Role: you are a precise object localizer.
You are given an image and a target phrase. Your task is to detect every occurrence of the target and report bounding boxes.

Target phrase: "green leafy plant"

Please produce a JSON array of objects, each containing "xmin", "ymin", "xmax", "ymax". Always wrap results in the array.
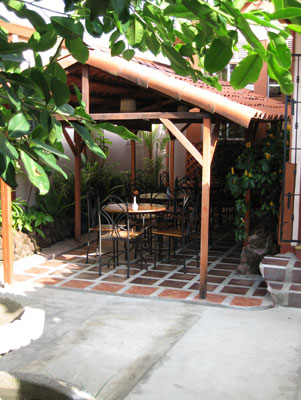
[
  {"xmin": 0, "ymin": 197, "xmax": 53, "ymax": 237},
  {"xmin": 137, "ymin": 125, "xmax": 169, "ymax": 191},
  {"xmin": 226, "ymin": 123, "xmax": 286, "ymax": 241},
  {"xmin": 0, "ymin": 0, "xmax": 299, "ymax": 194}
]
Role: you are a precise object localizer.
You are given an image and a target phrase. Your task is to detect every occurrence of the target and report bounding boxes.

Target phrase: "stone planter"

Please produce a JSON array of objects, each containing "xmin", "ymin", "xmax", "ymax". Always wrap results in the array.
[
  {"xmin": 0, "ymin": 372, "xmax": 96, "ymax": 400},
  {"xmin": 0, "ymin": 297, "xmax": 44, "ymax": 355},
  {"xmin": 0, "ymin": 230, "xmax": 39, "ymax": 261}
]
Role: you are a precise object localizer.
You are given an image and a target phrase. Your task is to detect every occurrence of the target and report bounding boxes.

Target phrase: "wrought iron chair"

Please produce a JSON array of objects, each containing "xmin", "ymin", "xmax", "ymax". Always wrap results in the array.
[
  {"xmin": 86, "ymin": 194, "xmax": 145, "ymax": 277},
  {"xmin": 152, "ymin": 196, "xmax": 200, "ymax": 273}
]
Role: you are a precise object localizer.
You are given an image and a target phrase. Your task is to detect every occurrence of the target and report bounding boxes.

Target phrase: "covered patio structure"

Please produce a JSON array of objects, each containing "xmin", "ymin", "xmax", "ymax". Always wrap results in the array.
[{"xmin": 2, "ymin": 46, "xmax": 286, "ymax": 299}]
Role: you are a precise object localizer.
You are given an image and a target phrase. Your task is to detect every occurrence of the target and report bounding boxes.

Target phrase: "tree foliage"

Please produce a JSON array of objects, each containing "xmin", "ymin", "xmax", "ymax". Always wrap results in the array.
[{"xmin": 0, "ymin": 0, "xmax": 300, "ymax": 192}]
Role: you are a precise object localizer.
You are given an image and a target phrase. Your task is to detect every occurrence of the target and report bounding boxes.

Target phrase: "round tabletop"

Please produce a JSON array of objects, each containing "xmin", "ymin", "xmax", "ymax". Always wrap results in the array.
[{"xmin": 103, "ymin": 202, "xmax": 166, "ymax": 214}]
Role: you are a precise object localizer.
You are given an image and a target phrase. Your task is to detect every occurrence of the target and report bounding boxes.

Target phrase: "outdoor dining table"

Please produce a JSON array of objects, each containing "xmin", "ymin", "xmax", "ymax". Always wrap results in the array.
[{"xmin": 103, "ymin": 202, "xmax": 167, "ymax": 214}]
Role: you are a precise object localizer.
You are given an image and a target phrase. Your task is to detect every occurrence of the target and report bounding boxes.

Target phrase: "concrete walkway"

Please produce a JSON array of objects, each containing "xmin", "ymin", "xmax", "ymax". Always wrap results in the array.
[{"xmin": 0, "ymin": 285, "xmax": 300, "ymax": 400}]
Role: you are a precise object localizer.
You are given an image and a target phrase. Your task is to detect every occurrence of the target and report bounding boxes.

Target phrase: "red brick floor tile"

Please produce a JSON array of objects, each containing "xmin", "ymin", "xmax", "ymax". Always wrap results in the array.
[
  {"xmin": 23, "ymin": 267, "xmax": 52, "ymax": 274},
  {"xmin": 292, "ymin": 270, "xmax": 301, "ymax": 283},
  {"xmin": 141, "ymin": 270, "xmax": 168, "ymax": 278},
  {"xmin": 194, "ymin": 293, "xmax": 227, "ymax": 303},
  {"xmin": 221, "ymin": 257, "xmax": 240, "ymax": 264},
  {"xmin": 231, "ymin": 296, "xmax": 263, "ymax": 307},
  {"xmin": 114, "ymin": 268, "xmax": 140, "ymax": 276},
  {"xmin": 67, "ymin": 249, "xmax": 87, "ymax": 255},
  {"xmin": 207, "ymin": 276, "xmax": 226, "ymax": 284},
  {"xmin": 34, "ymin": 277, "xmax": 64, "ymax": 285},
  {"xmin": 221, "ymin": 286, "xmax": 249, "ymax": 295},
  {"xmin": 262, "ymin": 257, "xmax": 289, "ymax": 266},
  {"xmin": 75, "ymin": 272, "xmax": 99, "ymax": 280},
  {"xmin": 169, "ymin": 273, "xmax": 195, "ymax": 281},
  {"xmin": 124, "ymin": 286, "xmax": 158, "ymax": 296},
  {"xmin": 54, "ymin": 255, "xmax": 80, "ymax": 262},
  {"xmin": 49, "ymin": 270, "xmax": 76, "ymax": 278},
  {"xmin": 102, "ymin": 275, "xmax": 128, "ymax": 283},
  {"xmin": 159, "ymin": 280, "xmax": 187, "ymax": 289},
  {"xmin": 14, "ymin": 274, "xmax": 35, "ymax": 282},
  {"xmin": 189, "ymin": 282, "xmax": 218, "ymax": 291},
  {"xmin": 64, "ymin": 264, "xmax": 88, "ymax": 271},
  {"xmin": 130, "ymin": 277, "xmax": 159, "ymax": 285},
  {"xmin": 92, "ymin": 282, "xmax": 125, "ymax": 292},
  {"xmin": 155, "ymin": 264, "xmax": 181, "ymax": 271},
  {"xmin": 40, "ymin": 261, "xmax": 65, "ymax": 268},
  {"xmin": 228, "ymin": 278, "xmax": 255, "ymax": 287},
  {"xmin": 253, "ymin": 288, "xmax": 268, "ymax": 296},
  {"xmin": 269, "ymin": 282, "xmax": 284, "ymax": 290},
  {"xmin": 290, "ymin": 284, "xmax": 301, "ymax": 291},
  {"xmin": 294, "ymin": 261, "xmax": 301, "ymax": 268},
  {"xmin": 207, "ymin": 251, "xmax": 224, "ymax": 257},
  {"xmin": 178, "ymin": 267, "xmax": 199, "ymax": 274},
  {"xmin": 213, "ymin": 263, "xmax": 237, "ymax": 270},
  {"xmin": 158, "ymin": 288, "xmax": 192, "ymax": 299},
  {"xmin": 208, "ymin": 270, "xmax": 232, "ymax": 277},
  {"xmin": 62, "ymin": 280, "xmax": 92, "ymax": 289}
]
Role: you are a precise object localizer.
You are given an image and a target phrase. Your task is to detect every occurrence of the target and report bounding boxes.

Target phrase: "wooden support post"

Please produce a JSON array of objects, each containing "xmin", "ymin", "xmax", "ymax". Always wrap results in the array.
[
  {"xmin": 1, "ymin": 179, "xmax": 13, "ymax": 284},
  {"xmin": 170, "ymin": 138, "xmax": 175, "ymax": 194},
  {"xmin": 131, "ymin": 140, "xmax": 136, "ymax": 190},
  {"xmin": 166, "ymin": 140, "xmax": 170, "ymax": 174},
  {"xmin": 199, "ymin": 118, "xmax": 212, "ymax": 299},
  {"xmin": 74, "ymin": 132, "xmax": 81, "ymax": 242}
]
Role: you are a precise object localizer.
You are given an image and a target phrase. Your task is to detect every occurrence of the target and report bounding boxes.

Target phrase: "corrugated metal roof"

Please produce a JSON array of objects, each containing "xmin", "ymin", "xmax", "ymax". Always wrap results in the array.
[{"xmin": 59, "ymin": 46, "xmax": 286, "ymax": 128}]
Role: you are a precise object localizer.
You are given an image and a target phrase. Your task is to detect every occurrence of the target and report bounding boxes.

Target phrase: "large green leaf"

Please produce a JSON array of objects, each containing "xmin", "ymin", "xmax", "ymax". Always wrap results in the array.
[
  {"xmin": 204, "ymin": 37, "xmax": 233, "ymax": 73},
  {"xmin": 31, "ymin": 147, "xmax": 68, "ymax": 178},
  {"xmin": 29, "ymin": 25, "xmax": 57, "ymax": 52},
  {"xmin": 111, "ymin": 0, "xmax": 126, "ymax": 17},
  {"xmin": 0, "ymin": 154, "xmax": 17, "ymax": 189},
  {"xmin": 0, "ymin": 71, "xmax": 33, "ymax": 89},
  {"xmin": 30, "ymin": 139, "xmax": 69, "ymax": 160},
  {"xmin": 24, "ymin": 8, "xmax": 47, "ymax": 33},
  {"xmin": 230, "ymin": 54, "xmax": 263, "ymax": 89},
  {"xmin": 144, "ymin": 33, "xmax": 161, "ymax": 56},
  {"xmin": 162, "ymin": 45, "xmax": 188, "ymax": 71},
  {"xmin": 0, "ymin": 132, "xmax": 18, "ymax": 159},
  {"xmin": 286, "ymin": 24, "xmax": 301, "ymax": 33},
  {"xmin": 20, "ymin": 150, "xmax": 50, "ymax": 195},
  {"xmin": 270, "ymin": 7, "xmax": 301, "ymax": 19},
  {"xmin": 0, "ymin": 39, "xmax": 30, "ymax": 54},
  {"xmin": 50, "ymin": 77, "xmax": 70, "ymax": 107},
  {"xmin": 44, "ymin": 62, "xmax": 67, "ymax": 83},
  {"xmin": 111, "ymin": 40, "xmax": 126, "ymax": 56},
  {"xmin": 126, "ymin": 16, "xmax": 144, "ymax": 46},
  {"xmin": 85, "ymin": 19, "xmax": 103, "ymax": 37},
  {"xmin": 164, "ymin": 3, "xmax": 198, "ymax": 19},
  {"xmin": 65, "ymin": 37, "xmax": 89, "ymax": 64},
  {"xmin": 56, "ymin": 104, "xmax": 75, "ymax": 116},
  {"xmin": 30, "ymin": 124, "xmax": 49, "ymax": 142},
  {"xmin": 122, "ymin": 49, "xmax": 135, "ymax": 61},
  {"xmin": 8, "ymin": 113, "xmax": 30, "ymax": 138},
  {"xmin": 71, "ymin": 122, "xmax": 106, "ymax": 158},
  {"xmin": 50, "ymin": 16, "xmax": 84, "ymax": 39},
  {"xmin": 86, "ymin": 0, "xmax": 110, "ymax": 20},
  {"xmin": 267, "ymin": 32, "xmax": 291, "ymax": 70},
  {"xmin": 97, "ymin": 122, "xmax": 140, "ymax": 141},
  {"xmin": 30, "ymin": 69, "xmax": 50, "ymax": 103},
  {"xmin": 267, "ymin": 54, "xmax": 293, "ymax": 95}
]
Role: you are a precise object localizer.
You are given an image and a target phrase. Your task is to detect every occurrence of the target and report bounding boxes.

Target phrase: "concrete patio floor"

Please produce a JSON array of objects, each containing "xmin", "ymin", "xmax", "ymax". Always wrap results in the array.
[
  {"xmin": 4, "ymin": 226, "xmax": 273, "ymax": 310},
  {"xmin": 0, "ymin": 285, "xmax": 300, "ymax": 400}
]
